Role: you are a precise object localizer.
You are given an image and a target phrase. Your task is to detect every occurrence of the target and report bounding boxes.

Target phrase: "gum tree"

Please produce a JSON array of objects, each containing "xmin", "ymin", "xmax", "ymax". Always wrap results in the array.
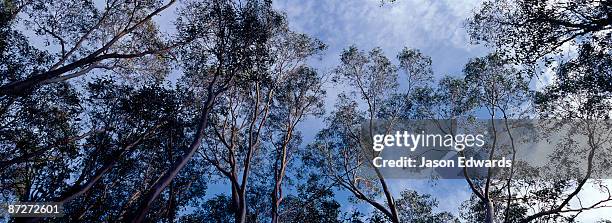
[
  {"xmin": 467, "ymin": 1, "xmax": 612, "ymax": 221},
  {"xmin": 123, "ymin": 0, "xmax": 276, "ymax": 221},
  {"xmin": 459, "ymin": 53, "xmax": 531, "ymax": 223},
  {"xmin": 310, "ymin": 46, "xmax": 444, "ymax": 223},
  {"xmin": 198, "ymin": 15, "xmax": 326, "ymax": 223}
]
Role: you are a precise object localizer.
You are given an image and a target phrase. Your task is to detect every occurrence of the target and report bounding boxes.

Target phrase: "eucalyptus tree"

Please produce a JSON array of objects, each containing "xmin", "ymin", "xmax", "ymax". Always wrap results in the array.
[
  {"xmin": 122, "ymin": 0, "xmax": 277, "ymax": 221},
  {"xmin": 0, "ymin": 0, "xmax": 179, "ymax": 96},
  {"xmin": 467, "ymin": 0, "xmax": 612, "ymax": 221},
  {"xmin": 65, "ymin": 79, "xmax": 208, "ymax": 223},
  {"xmin": 0, "ymin": 82, "xmax": 82, "ymax": 206},
  {"xmin": 197, "ymin": 12, "xmax": 326, "ymax": 223},
  {"xmin": 323, "ymin": 47, "xmax": 452, "ymax": 223},
  {"xmin": 456, "ymin": 52, "xmax": 612, "ymax": 222},
  {"xmin": 315, "ymin": 46, "xmax": 401, "ymax": 222},
  {"xmin": 2, "ymin": 75, "xmax": 214, "ymax": 223},
  {"xmin": 199, "ymin": 67, "xmax": 277, "ymax": 223},
  {"xmin": 1, "ymin": 1, "xmax": 182, "ymax": 208},
  {"xmin": 458, "ymin": 53, "xmax": 531, "ymax": 223},
  {"xmin": 522, "ymin": 43, "xmax": 612, "ymax": 223},
  {"xmin": 267, "ymin": 65, "xmax": 326, "ymax": 223},
  {"xmin": 267, "ymin": 31, "xmax": 326, "ymax": 222},
  {"xmin": 310, "ymin": 46, "xmax": 441, "ymax": 223}
]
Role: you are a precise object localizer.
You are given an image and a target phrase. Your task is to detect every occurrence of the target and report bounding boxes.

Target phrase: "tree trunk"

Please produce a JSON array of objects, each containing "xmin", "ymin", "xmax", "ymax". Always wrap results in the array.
[
  {"xmin": 239, "ymin": 192, "xmax": 247, "ymax": 223},
  {"xmin": 231, "ymin": 180, "xmax": 243, "ymax": 223},
  {"xmin": 485, "ymin": 200, "xmax": 495, "ymax": 223},
  {"xmin": 271, "ymin": 141, "xmax": 289, "ymax": 223},
  {"xmin": 271, "ymin": 180, "xmax": 280, "ymax": 223}
]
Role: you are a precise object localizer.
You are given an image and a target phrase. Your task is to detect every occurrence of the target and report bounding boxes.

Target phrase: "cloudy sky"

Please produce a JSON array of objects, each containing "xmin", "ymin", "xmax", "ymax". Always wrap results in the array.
[{"xmin": 273, "ymin": 0, "xmax": 486, "ymax": 73}]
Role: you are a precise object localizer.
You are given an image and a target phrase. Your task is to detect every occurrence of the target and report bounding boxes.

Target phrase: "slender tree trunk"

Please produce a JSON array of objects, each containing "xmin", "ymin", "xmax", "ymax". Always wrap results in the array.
[
  {"xmin": 485, "ymin": 199, "xmax": 495, "ymax": 223},
  {"xmin": 271, "ymin": 204, "xmax": 278, "ymax": 223},
  {"xmin": 271, "ymin": 173, "xmax": 281, "ymax": 223},
  {"xmin": 374, "ymin": 168, "xmax": 400, "ymax": 223},
  {"xmin": 271, "ymin": 174, "xmax": 285, "ymax": 223},
  {"xmin": 239, "ymin": 192, "xmax": 247, "ymax": 223},
  {"xmin": 166, "ymin": 138, "xmax": 176, "ymax": 223},
  {"xmin": 230, "ymin": 180, "xmax": 243, "ymax": 223},
  {"xmin": 271, "ymin": 128, "xmax": 293, "ymax": 223}
]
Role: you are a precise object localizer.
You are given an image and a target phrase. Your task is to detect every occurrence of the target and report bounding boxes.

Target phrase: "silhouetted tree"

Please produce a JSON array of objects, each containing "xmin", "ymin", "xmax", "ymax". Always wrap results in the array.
[{"xmin": 468, "ymin": 0, "xmax": 611, "ymax": 63}]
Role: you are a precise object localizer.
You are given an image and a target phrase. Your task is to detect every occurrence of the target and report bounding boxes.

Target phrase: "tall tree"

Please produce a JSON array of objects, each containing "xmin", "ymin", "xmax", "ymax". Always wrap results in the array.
[
  {"xmin": 122, "ymin": 0, "xmax": 276, "ymax": 221},
  {"xmin": 0, "ymin": 74, "xmax": 212, "ymax": 222},
  {"xmin": 199, "ymin": 18, "xmax": 325, "ymax": 223},
  {"xmin": 468, "ymin": 1, "xmax": 612, "ymax": 221},
  {"xmin": 267, "ymin": 27, "xmax": 326, "ymax": 222},
  {"xmin": 310, "ymin": 46, "xmax": 436, "ymax": 223},
  {"xmin": 461, "ymin": 53, "xmax": 531, "ymax": 223}
]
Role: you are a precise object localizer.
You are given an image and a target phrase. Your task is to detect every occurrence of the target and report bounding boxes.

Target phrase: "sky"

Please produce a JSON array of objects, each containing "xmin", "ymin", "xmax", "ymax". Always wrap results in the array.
[{"xmin": 273, "ymin": 0, "xmax": 486, "ymax": 68}]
